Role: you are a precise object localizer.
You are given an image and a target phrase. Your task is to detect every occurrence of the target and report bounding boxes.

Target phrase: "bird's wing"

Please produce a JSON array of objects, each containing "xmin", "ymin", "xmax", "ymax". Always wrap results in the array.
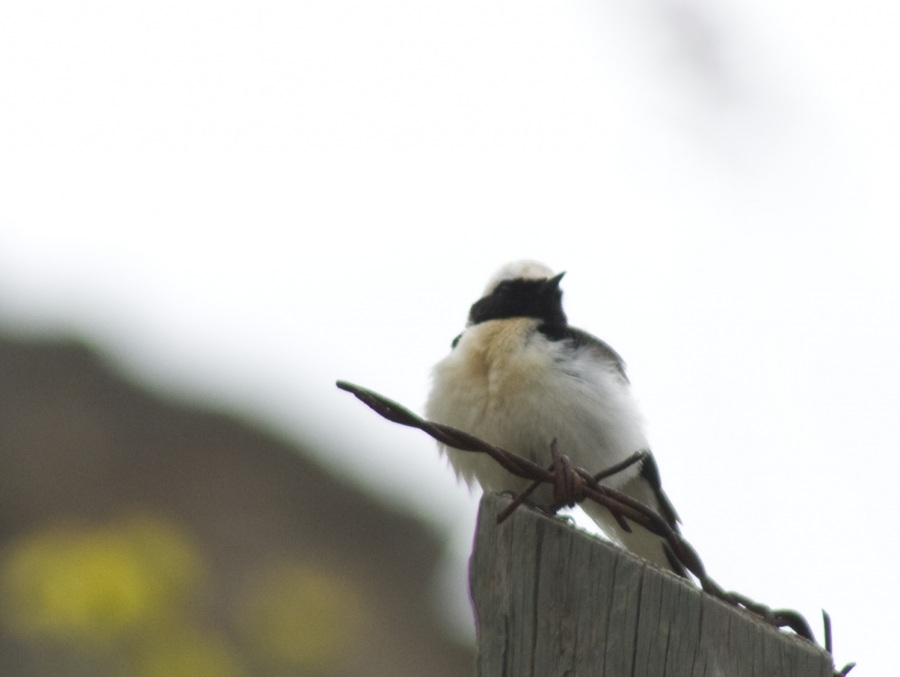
[
  {"xmin": 565, "ymin": 326, "xmax": 629, "ymax": 383},
  {"xmin": 639, "ymin": 450, "xmax": 681, "ymax": 529}
]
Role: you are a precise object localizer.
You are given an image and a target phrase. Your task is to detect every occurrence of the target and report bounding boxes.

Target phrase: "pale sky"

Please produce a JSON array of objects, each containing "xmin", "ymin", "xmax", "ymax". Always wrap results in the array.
[{"xmin": 1, "ymin": 1, "xmax": 898, "ymax": 673}]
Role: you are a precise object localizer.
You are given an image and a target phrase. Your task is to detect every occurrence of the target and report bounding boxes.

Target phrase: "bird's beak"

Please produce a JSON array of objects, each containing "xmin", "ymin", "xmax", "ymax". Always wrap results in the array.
[{"xmin": 545, "ymin": 271, "xmax": 566, "ymax": 290}]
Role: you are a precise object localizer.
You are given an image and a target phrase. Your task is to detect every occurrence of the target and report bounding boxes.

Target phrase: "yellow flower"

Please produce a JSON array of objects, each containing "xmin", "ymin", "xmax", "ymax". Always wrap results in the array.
[
  {"xmin": 239, "ymin": 561, "xmax": 367, "ymax": 670},
  {"xmin": 0, "ymin": 514, "xmax": 203, "ymax": 644},
  {"xmin": 134, "ymin": 630, "xmax": 244, "ymax": 677}
]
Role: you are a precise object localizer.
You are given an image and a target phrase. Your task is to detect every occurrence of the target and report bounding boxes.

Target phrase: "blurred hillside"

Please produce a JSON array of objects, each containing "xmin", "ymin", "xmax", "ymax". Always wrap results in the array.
[{"xmin": 0, "ymin": 333, "xmax": 472, "ymax": 676}]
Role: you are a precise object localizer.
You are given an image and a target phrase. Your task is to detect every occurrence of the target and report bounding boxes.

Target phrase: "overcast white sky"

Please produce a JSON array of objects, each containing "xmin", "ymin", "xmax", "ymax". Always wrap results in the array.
[{"xmin": 1, "ymin": 1, "xmax": 898, "ymax": 672}]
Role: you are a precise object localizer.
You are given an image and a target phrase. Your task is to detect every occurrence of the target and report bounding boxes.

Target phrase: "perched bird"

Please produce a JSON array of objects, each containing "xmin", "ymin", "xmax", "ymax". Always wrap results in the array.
[{"xmin": 426, "ymin": 260, "xmax": 684, "ymax": 576}]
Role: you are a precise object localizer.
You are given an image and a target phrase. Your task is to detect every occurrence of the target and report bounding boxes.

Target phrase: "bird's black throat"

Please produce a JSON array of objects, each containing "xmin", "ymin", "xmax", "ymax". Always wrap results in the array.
[{"xmin": 467, "ymin": 277, "xmax": 568, "ymax": 334}]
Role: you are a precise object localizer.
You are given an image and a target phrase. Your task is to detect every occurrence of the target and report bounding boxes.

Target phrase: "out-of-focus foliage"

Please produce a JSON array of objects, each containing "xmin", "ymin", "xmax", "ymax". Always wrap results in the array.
[
  {"xmin": 0, "ymin": 512, "xmax": 369, "ymax": 677},
  {"xmin": 238, "ymin": 561, "xmax": 366, "ymax": 671},
  {"xmin": 1, "ymin": 514, "xmax": 203, "ymax": 645},
  {"xmin": 132, "ymin": 630, "xmax": 243, "ymax": 677},
  {"xmin": 0, "ymin": 337, "xmax": 474, "ymax": 677}
]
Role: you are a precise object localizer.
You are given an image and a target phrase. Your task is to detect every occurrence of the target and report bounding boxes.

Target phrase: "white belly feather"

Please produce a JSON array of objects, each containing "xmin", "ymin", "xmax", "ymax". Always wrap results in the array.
[{"xmin": 425, "ymin": 318, "xmax": 648, "ymax": 501}]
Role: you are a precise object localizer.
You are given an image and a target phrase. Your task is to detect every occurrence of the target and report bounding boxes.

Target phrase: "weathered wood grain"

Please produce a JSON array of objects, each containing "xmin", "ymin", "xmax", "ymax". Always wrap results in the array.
[{"xmin": 470, "ymin": 493, "xmax": 832, "ymax": 677}]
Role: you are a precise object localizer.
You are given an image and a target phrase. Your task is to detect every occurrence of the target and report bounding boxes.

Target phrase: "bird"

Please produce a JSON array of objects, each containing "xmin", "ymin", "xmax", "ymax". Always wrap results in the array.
[{"xmin": 425, "ymin": 260, "xmax": 685, "ymax": 576}]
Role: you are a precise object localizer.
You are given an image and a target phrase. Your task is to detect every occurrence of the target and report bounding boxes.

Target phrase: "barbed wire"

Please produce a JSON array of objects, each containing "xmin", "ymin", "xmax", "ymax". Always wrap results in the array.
[{"xmin": 336, "ymin": 380, "xmax": 855, "ymax": 676}]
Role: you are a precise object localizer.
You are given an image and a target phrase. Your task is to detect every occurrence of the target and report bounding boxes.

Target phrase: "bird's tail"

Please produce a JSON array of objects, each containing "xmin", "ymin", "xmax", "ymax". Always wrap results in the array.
[{"xmin": 581, "ymin": 468, "xmax": 687, "ymax": 577}]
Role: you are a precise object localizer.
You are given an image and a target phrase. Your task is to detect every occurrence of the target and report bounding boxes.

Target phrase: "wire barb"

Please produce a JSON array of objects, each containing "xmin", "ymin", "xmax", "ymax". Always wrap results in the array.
[{"xmin": 336, "ymin": 380, "xmax": 854, "ymax": 675}]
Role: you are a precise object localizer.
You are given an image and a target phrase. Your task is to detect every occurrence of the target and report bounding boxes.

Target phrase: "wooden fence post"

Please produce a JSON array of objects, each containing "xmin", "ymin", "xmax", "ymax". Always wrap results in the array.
[{"xmin": 469, "ymin": 492, "xmax": 833, "ymax": 677}]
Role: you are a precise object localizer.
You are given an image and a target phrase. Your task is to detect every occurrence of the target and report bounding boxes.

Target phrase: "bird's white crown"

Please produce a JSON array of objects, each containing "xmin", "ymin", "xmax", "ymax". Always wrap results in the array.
[{"xmin": 482, "ymin": 260, "xmax": 556, "ymax": 296}]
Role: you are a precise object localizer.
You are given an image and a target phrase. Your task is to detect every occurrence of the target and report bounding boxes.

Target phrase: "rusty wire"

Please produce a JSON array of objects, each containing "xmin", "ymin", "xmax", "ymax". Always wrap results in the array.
[{"xmin": 336, "ymin": 380, "xmax": 855, "ymax": 676}]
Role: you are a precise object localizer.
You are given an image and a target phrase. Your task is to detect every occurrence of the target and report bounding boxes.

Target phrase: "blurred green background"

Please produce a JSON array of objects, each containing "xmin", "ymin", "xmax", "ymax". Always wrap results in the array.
[{"xmin": 0, "ymin": 335, "xmax": 472, "ymax": 676}]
